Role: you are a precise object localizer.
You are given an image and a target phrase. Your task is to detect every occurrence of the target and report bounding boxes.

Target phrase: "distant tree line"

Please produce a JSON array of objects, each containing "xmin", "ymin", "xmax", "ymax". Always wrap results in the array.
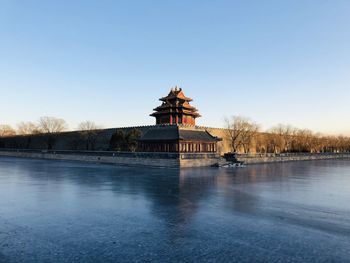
[
  {"xmin": 0, "ymin": 117, "xmax": 102, "ymax": 150},
  {"xmin": 0, "ymin": 117, "xmax": 142, "ymax": 151},
  {"xmin": 225, "ymin": 116, "xmax": 350, "ymax": 154},
  {"xmin": 0, "ymin": 117, "xmax": 68, "ymax": 138}
]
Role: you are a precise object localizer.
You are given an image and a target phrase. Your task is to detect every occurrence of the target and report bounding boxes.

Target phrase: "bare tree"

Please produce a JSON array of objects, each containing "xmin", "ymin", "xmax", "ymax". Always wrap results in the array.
[
  {"xmin": 38, "ymin": 117, "xmax": 68, "ymax": 149},
  {"xmin": 78, "ymin": 121, "xmax": 100, "ymax": 131},
  {"xmin": 310, "ymin": 133, "xmax": 324, "ymax": 153},
  {"xmin": 255, "ymin": 133, "xmax": 268, "ymax": 154},
  {"xmin": 225, "ymin": 116, "xmax": 259, "ymax": 153},
  {"xmin": 240, "ymin": 122, "xmax": 259, "ymax": 153},
  {"xmin": 265, "ymin": 131, "xmax": 279, "ymax": 153},
  {"xmin": 38, "ymin": 116, "xmax": 68, "ymax": 133},
  {"xmin": 225, "ymin": 116, "xmax": 243, "ymax": 152},
  {"xmin": 294, "ymin": 129, "xmax": 314, "ymax": 152},
  {"xmin": 262, "ymin": 124, "xmax": 349, "ymax": 154},
  {"xmin": 17, "ymin": 122, "xmax": 41, "ymax": 135},
  {"xmin": 0, "ymin": 125, "xmax": 16, "ymax": 137},
  {"xmin": 268, "ymin": 124, "xmax": 294, "ymax": 153},
  {"xmin": 77, "ymin": 121, "xmax": 101, "ymax": 150}
]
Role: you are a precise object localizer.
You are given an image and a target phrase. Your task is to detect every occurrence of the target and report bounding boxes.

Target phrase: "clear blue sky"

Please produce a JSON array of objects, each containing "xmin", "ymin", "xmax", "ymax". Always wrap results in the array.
[{"xmin": 1, "ymin": 0, "xmax": 349, "ymax": 135}]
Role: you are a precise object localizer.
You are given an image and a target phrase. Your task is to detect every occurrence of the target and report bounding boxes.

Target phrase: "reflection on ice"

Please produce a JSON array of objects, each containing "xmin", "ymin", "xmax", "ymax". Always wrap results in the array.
[{"xmin": 0, "ymin": 157, "xmax": 350, "ymax": 262}]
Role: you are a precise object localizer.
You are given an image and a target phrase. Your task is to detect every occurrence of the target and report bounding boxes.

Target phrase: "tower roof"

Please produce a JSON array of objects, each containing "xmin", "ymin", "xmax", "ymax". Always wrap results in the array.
[
  {"xmin": 160, "ymin": 86, "xmax": 193, "ymax": 102},
  {"xmin": 138, "ymin": 126, "xmax": 220, "ymax": 142},
  {"xmin": 151, "ymin": 87, "xmax": 201, "ymax": 125}
]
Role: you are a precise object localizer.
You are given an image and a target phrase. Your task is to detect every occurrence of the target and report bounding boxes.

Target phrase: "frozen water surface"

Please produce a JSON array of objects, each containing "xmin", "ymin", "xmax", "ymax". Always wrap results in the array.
[{"xmin": 0, "ymin": 157, "xmax": 350, "ymax": 262}]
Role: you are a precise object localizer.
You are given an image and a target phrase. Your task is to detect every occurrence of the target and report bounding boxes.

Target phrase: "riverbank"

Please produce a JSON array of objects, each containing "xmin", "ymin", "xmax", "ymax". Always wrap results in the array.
[
  {"xmin": 0, "ymin": 149, "xmax": 219, "ymax": 168},
  {"xmin": 0, "ymin": 149, "xmax": 349, "ymax": 167},
  {"xmin": 236, "ymin": 153, "xmax": 350, "ymax": 164}
]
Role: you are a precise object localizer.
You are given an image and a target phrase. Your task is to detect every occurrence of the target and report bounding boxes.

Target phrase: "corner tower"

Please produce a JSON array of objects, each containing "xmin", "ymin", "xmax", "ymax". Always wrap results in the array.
[{"xmin": 150, "ymin": 86, "xmax": 201, "ymax": 125}]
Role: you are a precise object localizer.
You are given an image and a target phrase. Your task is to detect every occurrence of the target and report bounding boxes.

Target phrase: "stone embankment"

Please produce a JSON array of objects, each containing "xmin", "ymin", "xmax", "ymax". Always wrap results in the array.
[
  {"xmin": 236, "ymin": 153, "xmax": 350, "ymax": 164},
  {"xmin": 0, "ymin": 149, "xmax": 219, "ymax": 168},
  {"xmin": 0, "ymin": 149, "xmax": 349, "ymax": 168}
]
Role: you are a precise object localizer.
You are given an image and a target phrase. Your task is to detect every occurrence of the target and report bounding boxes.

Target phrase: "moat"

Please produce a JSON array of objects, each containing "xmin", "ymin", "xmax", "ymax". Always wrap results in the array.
[{"xmin": 0, "ymin": 157, "xmax": 350, "ymax": 262}]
